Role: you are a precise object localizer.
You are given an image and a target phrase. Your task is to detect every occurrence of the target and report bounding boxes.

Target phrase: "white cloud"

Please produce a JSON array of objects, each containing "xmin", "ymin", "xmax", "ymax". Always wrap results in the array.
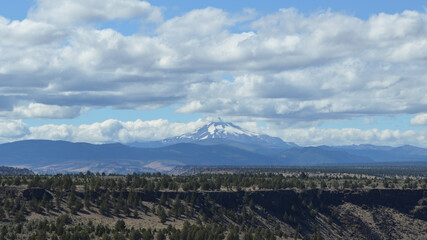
[
  {"xmin": 12, "ymin": 103, "xmax": 83, "ymax": 119},
  {"xmin": 26, "ymin": 119, "xmax": 206, "ymax": 143},
  {"xmin": 0, "ymin": 120, "xmax": 29, "ymax": 141},
  {"xmin": 0, "ymin": 3, "xmax": 427, "ymax": 128},
  {"xmin": 29, "ymin": 0, "xmax": 162, "ymax": 25},
  {"xmin": 368, "ymin": 11, "xmax": 426, "ymax": 40},
  {"xmin": 0, "ymin": 18, "xmax": 65, "ymax": 47},
  {"xmin": 411, "ymin": 113, "xmax": 427, "ymax": 126},
  {"xmin": 157, "ymin": 7, "xmax": 230, "ymax": 40},
  {"xmin": 266, "ymin": 127, "xmax": 427, "ymax": 147}
]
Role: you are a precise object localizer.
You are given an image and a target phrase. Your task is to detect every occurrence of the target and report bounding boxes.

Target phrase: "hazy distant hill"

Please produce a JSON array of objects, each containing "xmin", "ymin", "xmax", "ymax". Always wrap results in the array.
[
  {"xmin": 320, "ymin": 144, "xmax": 427, "ymax": 162},
  {"xmin": 0, "ymin": 166, "xmax": 34, "ymax": 175},
  {"xmin": 0, "ymin": 140, "xmax": 277, "ymax": 173},
  {"xmin": 277, "ymin": 147, "xmax": 373, "ymax": 165}
]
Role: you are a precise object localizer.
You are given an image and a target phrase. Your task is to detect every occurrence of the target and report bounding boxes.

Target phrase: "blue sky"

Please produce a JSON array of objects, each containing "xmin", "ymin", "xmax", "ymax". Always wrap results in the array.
[{"xmin": 1, "ymin": 0, "xmax": 427, "ymax": 146}]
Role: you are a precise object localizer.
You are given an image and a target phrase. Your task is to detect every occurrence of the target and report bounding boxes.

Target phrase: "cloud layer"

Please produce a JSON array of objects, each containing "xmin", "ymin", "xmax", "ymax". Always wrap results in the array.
[
  {"xmin": 26, "ymin": 119, "xmax": 205, "ymax": 143},
  {"xmin": 1, "ymin": 1, "xmax": 427, "ymax": 145},
  {"xmin": 1, "ymin": 3, "xmax": 427, "ymax": 124}
]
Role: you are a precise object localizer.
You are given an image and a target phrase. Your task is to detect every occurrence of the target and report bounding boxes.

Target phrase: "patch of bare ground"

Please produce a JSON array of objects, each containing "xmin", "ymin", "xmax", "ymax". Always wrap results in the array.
[{"xmin": 25, "ymin": 200, "xmax": 198, "ymax": 230}]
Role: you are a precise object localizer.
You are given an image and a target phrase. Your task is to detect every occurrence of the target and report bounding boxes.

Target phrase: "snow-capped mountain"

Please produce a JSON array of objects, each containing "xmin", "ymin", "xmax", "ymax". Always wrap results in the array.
[
  {"xmin": 177, "ymin": 121, "xmax": 258, "ymax": 141},
  {"xmin": 159, "ymin": 121, "xmax": 298, "ymax": 151}
]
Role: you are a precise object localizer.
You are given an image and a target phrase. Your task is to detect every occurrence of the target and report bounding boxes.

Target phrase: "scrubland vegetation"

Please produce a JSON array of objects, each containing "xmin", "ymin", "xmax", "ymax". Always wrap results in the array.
[{"xmin": 0, "ymin": 166, "xmax": 426, "ymax": 239}]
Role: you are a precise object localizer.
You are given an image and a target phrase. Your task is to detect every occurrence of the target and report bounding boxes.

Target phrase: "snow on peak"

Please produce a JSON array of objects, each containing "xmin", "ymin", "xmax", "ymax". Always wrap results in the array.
[
  {"xmin": 161, "ymin": 120, "xmax": 291, "ymax": 147},
  {"xmin": 208, "ymin": 124, "xmax": 217, "ymax": 135},
  {"xmin": 202, "ymin": 121, "xmax": 258, "ymax": 138}
]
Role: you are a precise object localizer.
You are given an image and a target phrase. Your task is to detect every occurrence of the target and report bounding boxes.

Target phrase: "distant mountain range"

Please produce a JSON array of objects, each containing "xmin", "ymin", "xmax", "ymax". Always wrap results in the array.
[
  {"xmin": 319, "ymin": 144, "xmax": 427, "ymax": 162},
  {"xmin": 0, "ymin": 121, "xmax": 426, "ymax": 174}
]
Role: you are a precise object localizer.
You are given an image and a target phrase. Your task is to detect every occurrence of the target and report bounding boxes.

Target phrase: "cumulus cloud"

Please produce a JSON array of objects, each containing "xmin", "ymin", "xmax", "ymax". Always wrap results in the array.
[
  {"xmin": 12, "ymin": 103, "xmax": 83, "ymax": 119},
  {"xmin": 171, "ymin": 9, "xmax": 427, "ymax": 124},
  {"xmin": 28, "ymin": 0, "xmax": 162, "ymax": 25},
  {"xmin": 1, "ymin": 2, "xmax": 427, "ymax": 128},
  {"xmin": 0, "ymin": 17, "xmax": 65, "ymax": 47},
  {"xmin": 411, "ymin": 113, "xmax": 427, "ymax": 126},
  {"xmin": 27, "ymin": 119, "xmax": 206, "ymax": 143},
  {"xmin": 0, "ymin": 120, "xmax": 29, "ymax": 142},
  {"xmin": 157, "ymin": 7, "xmax": 230, "ymax": 40},
  {"xmin": 266, "ymin": 127, "xmax": 427, "ymax": 147}
]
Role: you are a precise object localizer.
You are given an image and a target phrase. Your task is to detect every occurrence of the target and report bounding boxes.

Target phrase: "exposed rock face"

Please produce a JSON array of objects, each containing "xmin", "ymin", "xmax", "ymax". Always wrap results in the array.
[{"xmin": 136, "ymin": 189, "xmax": 427, "ymax": 239}]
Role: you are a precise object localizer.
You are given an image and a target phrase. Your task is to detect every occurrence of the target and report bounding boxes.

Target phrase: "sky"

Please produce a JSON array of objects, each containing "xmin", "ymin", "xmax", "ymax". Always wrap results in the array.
[{"xmin": 1, "ymin": 0, "xmax": 427, "ymax": 147}]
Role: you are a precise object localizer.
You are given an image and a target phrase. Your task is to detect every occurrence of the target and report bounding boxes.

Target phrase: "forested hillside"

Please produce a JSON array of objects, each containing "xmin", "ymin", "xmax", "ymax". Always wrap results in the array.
[{"xmin": 0, "ymin": 171, "xmax": 425, "ymax": 239}]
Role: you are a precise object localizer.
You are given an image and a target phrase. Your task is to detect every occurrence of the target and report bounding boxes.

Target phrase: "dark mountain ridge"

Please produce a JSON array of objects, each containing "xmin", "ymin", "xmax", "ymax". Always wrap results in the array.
[{"xmin": 0, "ymin": 140, "xmax": 279, "ymax": 173}]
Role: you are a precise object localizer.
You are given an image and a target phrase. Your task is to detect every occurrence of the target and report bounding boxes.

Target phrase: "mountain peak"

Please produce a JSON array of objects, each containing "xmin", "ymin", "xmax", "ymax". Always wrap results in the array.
[
  {"xmin": 197, "ymin": 121, "xmax": 258, "ymax": 140},
  {"xmin": 158, "ymin": 121, "xmax": 297, "ymax": 150}
]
